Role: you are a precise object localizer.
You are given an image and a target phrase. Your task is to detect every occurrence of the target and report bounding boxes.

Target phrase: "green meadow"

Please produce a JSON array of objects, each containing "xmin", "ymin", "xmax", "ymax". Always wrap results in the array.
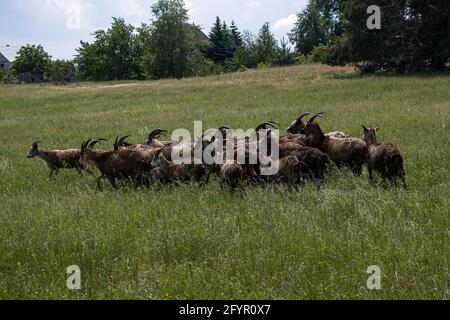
[{"xmin": 0, "ymin": 65, "xmax": 448, "ymax": 299}]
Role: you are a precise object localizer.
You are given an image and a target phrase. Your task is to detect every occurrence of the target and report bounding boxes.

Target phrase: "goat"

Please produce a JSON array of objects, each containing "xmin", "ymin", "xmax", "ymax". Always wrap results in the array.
[
  {"xmin": 280, "ymin": 144, "xmax": 330, "ymax": 184},
  {"xmin": 219, "ymin": 160, "xmax": 244, "ymax": 190},
  {"xmin": 277, "ymin": 130, "xmax": 330, "ymax": 183},
  {"xmin": 266, "ymin": 155, "xmax": 305, "ymax": 187},
  {"xmin": 150, "ymin": 148, "xmax": 206, "ymax": 185},
  {"xmin": 282, "ymin": 112, "xmax": 319, "ymax": 145},
  {"xmin": 363, "ymin": 126, "xmax": 407, "ymax": 189},
  {"xmin": 78, "ymin": 139, "xmax": 153, "ymax": 189},
  {"xmin": 27, "ymin": 141, "xmax": 83, "ymax": 177},
  {"xmin": 299, "ymin": 114, "xmax": 367, "ymax": 175}
]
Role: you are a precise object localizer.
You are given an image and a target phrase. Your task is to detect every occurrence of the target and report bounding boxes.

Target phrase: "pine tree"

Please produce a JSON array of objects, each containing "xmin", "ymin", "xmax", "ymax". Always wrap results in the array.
[
  {"xmin": 207, "ymin": 17, "xmax": 236, "ymax": 63},
  {"xmin": 230, "ymin": 21, "xmax": 243, "ymax": 47},
  {"xmin": 274, "ymin": 37, "xmax": 295, "ymax": 66},
  {"xmin": 255, "ymin": 22, "xmax": 278, "ymax": 64},
  {"xmin": 222, "ymin": 21, "xmax": 236, "ymax": 58}
]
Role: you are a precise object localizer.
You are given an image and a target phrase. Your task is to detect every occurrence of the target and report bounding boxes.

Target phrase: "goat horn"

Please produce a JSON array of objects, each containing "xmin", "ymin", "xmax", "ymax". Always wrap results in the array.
[
  {"xmin": 308, "ymin": 113, "xmax": 324, "ymax": 123},
  {"xmin": 267, "ymin": 120, "xmax": 281, "ymax": 126},
  {"xmin": 218, "ymin": 125, "xmax": 231, "ymax": 131},
  {"xmin": 88, "ymin": 139, "xmax": 106, "ymax": 149},
  {"xmin": 90, "ymin": 138, "xmax": 105, "ymax": 146},
  {"xmin": 118, "ymin": 135, "xmax": 131, "ymax": 144},
  {"xmin": 85, "ymin": 139, "xmax": 92, "ymax": 149},
  {"xmin": 81, "ymin": 139, "xmax": 91, "ymax": 151},
  {"xmin": 297, "ymin": 112, "xmax": 311, "ymax": 121},
  {"xmin": 149, "ymin": 129, "xmax": 167, "ymax": 140},
  {"xmin": 286, "ymin": 113, "xmax": 310, "ymax": 131},
  {"xmin": 255, "ymin": 121, "xmax": 279, "ymax": 131}
]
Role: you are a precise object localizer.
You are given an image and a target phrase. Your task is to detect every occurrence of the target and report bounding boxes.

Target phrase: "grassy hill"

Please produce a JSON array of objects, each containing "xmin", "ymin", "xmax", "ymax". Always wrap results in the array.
[{"xmin": 0, "ymin": 65, "xmax": 448, "ymax": 299}]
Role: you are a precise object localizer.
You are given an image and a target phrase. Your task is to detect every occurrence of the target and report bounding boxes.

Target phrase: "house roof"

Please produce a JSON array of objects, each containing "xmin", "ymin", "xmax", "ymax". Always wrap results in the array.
[
  {"xmin": 190, "ymin": 24, "xmax": 210, "ymax": 43},
  {"xmin": 0, "ymin": 45, "xmax": 20, "ymax": 62},
  {"xmin": 0, "ymin": 52, "xmax": 8, "ymax": 63}
]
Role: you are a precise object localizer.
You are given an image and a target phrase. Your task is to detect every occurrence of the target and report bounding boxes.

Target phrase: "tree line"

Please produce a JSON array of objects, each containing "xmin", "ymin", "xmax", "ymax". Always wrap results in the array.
[{"xmin": 2, "ymin": 0, "xmax": 448, "ymax": 83}]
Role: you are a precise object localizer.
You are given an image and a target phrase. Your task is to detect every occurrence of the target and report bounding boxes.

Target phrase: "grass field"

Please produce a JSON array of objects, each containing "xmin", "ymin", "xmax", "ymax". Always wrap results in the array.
[{"xmin": 0, "ymin": 65, "xmax": 449, "ymax": 299}]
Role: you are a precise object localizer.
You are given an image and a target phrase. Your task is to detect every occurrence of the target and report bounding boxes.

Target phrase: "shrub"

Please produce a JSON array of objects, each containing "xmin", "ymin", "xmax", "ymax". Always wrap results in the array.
[
  {"xmin": 46, "ymin": 60, "xmax": 74, "ymax": 84},
  {"xmin": 0, "ymin": 69, "xmax": 18, "ymax": 84},
  {"xmin": 308, "ymin": 44, "xmax": 330, "ymax": 64},
  {"xmin": 326, "ymin": 35, "xmax": 352, "ymax": 67}
]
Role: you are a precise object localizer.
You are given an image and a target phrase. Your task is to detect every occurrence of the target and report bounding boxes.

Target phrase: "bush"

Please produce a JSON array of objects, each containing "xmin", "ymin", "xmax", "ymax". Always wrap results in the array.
[
  {"xmin": 296, "ymin": 54, "xmax": 309, "ymax": 65},
  {"xmin": 0, "ymin": 69, "xmax": 18, "ymax": 84},
  {"xmin": 326, "ymin": 35, "xmax": 352, "ymax": 66},
  {"xmin": 256, "ymin": 62, "xmax": 271, "ymax": 69},
  {"xmin": 46, "ymin": 60, "xmax": 74, "ymax": 84},
  {"xmin": 308, "ymin": 44, "xmax": 330, "ymax": 64}
]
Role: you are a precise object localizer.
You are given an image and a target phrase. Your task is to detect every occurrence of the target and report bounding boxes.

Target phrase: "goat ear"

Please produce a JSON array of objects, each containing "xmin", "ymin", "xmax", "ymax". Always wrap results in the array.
[
  {"xmin": 375, "ymin": 127, "xmax": 379, "ymax": 131},
  {"xmin": 362, "ymin": 125, "xmax": 368, "ymax": 131}
]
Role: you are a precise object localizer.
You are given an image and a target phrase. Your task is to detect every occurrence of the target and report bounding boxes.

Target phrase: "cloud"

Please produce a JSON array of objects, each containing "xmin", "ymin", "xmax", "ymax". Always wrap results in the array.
[
  {"xmin": 245, "ymin": 1, "xmax": 261, "ymax": 10},
  {"xmin": 273, "ymin": 13, "xmax": 296, "ymax": 30},
  {"xmin": 117, "ymin": 0, "xmax": 148, "ymax": 21}
]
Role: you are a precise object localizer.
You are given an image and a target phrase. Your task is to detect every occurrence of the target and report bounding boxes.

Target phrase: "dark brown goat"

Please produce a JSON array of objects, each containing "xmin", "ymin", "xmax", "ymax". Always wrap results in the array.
[
  {"xmin": 78, "ymin": 139, "xmax": 153, "ymax": 189},
  {"xmin": 27, "ymin": 142, "xmax": 82, "ymax": 177},
  {"xmin": 150, "ymin": 148, "xmax": 206, "ymax": 184},
  {"xmin": 299, "ymin": 114, "xmax": 367, "ymax": 175},
  {"xmin": 363, "ymin": 127, "xmax": 407, "ymax": 189},
  {"xmin": 219, "ymin": 160, "xmax": 245, "ymax": 189},
  {"xmin": 269, "ymin": 155, "xmax": 305, "ymax": 186}
]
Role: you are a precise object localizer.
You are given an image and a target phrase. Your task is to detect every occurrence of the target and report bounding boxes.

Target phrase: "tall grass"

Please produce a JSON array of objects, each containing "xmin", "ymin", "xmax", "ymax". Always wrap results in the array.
[{"xmin": 0, "ymin": 65, "xmax": 448, "ymax": 299}]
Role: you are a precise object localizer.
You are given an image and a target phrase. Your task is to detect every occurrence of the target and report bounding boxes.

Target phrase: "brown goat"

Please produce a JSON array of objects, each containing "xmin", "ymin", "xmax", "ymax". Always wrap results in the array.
[
  {"xmin": 363, "ymin": 127, "xmax": 407, "ymax": 189},
  {"xmin": 268, "ymin": 155, "xmax": 304, "ymax": 186},
  {"xmin": 299, "ymin": 114, "xmax": 367, "ymax": 175},
  {"xmin": 78, "ymin": 139, "xmax": 153, "ymax": 189},
  {"xmin": 278, "ymin": 138, "xmax": 330, "ymax": 184},
  {"xmin": 219, "ymin": 160, "xmax": 245, "ymax": 190},
  {"xmin": 27, "ymin": 142, "xmax": 82, "ymax": 177},
  {"xmin": 150, "ymin": 149, "xmax": 206, "ymax": 184}
]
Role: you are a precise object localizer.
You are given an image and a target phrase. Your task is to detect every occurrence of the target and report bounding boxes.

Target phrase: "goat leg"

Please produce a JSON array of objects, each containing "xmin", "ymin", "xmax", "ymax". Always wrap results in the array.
[
  {"xmin": 402, "ymin": 176, "xmax": 408, "ymax": 190},
  {"xmin": 108, "ymin": 177, "xmax": 118, "ymax": 189},
  {"xmin": 368, "ymin": 167, "xmax": 373, "ymax": 180},
  {"xmin": 96, "ymin": 176, "xmax": 105, "ymax": 191}
]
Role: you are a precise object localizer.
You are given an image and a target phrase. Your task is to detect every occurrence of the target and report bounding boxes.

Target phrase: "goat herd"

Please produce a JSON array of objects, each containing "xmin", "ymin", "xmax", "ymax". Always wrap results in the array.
[{"xmin": 27, "ymin": 112, "xmax": 407, "ymax": 191}]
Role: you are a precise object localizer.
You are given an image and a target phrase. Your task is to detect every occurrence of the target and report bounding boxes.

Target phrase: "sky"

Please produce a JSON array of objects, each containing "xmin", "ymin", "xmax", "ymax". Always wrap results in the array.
[{"xmin": 0, "ymin": 0, "xmax": 307, "ymax": 60}]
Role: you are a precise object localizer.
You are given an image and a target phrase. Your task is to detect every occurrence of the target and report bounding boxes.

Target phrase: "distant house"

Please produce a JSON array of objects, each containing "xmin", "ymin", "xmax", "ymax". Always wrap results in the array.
[
  {"xmin": 191, "ymin": 24, "xmax": 210, "ymax": 44},
  {"xmin": 66, "ymin": 64, "xmax": 77, "ymax": 83},
  {"xmin": 0, "ymin": 52, "xmax": 11, "ymax": 71},
  {"xmin": 0, "ymin": 45, "xmax": 19, "ymax": 71},
  {"xmin": 17, "ymin": 72, "xmax": 44, "ymax": 84}
]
